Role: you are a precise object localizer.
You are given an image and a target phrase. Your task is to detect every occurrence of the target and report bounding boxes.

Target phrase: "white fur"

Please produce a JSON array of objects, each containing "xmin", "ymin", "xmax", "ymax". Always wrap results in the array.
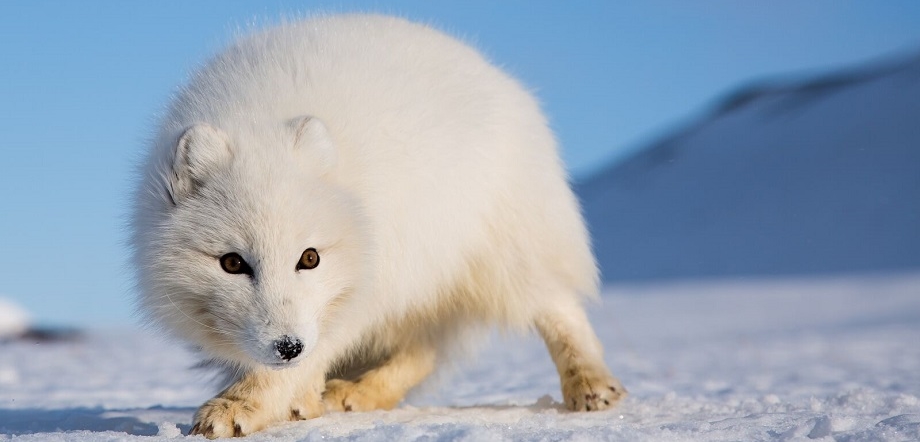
[{"xmin": 132, "ymin": 14, "xmax": 622, "ymax": 438}]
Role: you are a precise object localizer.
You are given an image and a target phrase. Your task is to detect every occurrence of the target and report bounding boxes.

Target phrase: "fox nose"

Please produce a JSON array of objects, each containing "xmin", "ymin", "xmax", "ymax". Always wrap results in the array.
[{"xmin": 273, "ymin": 335, "xmax": 304, "ymax": 361}]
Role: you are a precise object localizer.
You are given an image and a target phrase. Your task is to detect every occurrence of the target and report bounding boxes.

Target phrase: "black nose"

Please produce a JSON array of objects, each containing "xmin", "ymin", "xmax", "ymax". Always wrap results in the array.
[{"xmin": 274, "ymin": 335, "xmax": 304, "ymax": 361}]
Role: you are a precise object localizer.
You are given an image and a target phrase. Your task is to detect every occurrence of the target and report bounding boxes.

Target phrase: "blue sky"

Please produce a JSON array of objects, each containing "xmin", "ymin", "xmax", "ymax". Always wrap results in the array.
[{"xmin": 2, "ymin": 1, "xmax": 920, "ymax": 327}]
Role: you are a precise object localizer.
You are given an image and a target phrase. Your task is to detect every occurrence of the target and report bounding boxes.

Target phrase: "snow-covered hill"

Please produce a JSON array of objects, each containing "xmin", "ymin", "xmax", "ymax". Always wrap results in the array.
[
  {"xmin": 578, "ymin": 53, "xmax": 920, "ymax": 282},
  {"xmin": 1, "ymin": 274, "xmax": 919, "ymax": 440}
]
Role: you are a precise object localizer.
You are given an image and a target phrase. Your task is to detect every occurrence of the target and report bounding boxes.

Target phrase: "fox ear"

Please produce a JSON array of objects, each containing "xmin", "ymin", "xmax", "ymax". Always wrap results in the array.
[
  {"xmin": 291, "ymin": 116, "xmax": 336, "ymax": 174},
  {"xmin": 169, "ymin": 124, "xmax": 232, "ymax": 204}
]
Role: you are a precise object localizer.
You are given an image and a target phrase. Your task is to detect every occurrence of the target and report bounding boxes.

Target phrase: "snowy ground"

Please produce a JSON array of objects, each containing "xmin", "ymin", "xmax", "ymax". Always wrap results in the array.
[{"xmin": 2, "ymin": 273, "xmax": 919, "ymax": 441}]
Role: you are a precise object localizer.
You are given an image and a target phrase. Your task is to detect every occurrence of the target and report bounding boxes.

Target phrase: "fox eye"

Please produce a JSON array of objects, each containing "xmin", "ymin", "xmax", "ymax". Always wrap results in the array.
[
  {"xmin": 297, "ymin": 248, "xmax": 320, "ymax": 270},
  {"xmin": 220, "ymin": 253, "xmax": 253, "ymax": 275}
]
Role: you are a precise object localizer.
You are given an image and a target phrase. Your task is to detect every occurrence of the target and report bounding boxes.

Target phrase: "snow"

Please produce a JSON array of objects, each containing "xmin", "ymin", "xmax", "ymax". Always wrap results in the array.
[
  {"xmin": 2, "ymin": 273, "xmax": 919, "ymax": 441},
  {"xmin": 0, "ymin": 298, "xmax": 29, "ymax": 340}
]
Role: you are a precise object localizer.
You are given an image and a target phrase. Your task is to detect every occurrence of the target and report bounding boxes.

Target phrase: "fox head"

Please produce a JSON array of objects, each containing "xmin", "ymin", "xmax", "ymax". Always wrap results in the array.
[{"xmin": 132, "ymin": 116, "xmax": 370, "ymax": 369}]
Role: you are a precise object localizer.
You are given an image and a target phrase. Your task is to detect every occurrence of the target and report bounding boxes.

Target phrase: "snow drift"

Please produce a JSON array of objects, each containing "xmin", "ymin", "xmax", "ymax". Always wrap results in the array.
[
  {"xmin": 578, "ymin": 52, "xmax": 920, "ymax": 282},
  {"xmin": 0, "ymin": 298, "xmax": 29, "ymax": 340}
]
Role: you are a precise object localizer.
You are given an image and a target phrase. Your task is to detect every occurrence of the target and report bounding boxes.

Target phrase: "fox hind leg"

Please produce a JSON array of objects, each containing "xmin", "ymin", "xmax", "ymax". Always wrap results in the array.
[{"xmin": 534, "ymin": 297, "xmax": 626, "ymax": 411}]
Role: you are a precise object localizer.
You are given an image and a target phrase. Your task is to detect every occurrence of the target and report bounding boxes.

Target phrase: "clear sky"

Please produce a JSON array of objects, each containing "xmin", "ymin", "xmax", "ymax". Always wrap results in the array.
[{"xmin": 2, "ymin": 1, "xmax": 920, "ymax": 327}]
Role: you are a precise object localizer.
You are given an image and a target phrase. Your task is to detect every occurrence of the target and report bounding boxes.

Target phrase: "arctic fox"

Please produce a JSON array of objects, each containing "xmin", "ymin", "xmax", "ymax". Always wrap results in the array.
[{"xmin": 132, "ymin": 14, "xmax": 625, "ymax": 438}]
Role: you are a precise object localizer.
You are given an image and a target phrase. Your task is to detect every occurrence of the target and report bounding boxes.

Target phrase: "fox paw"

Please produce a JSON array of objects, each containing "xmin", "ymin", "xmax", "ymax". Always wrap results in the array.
[
  {"xmin": 289, "ymin": 394, "xmax": 325, "ymax": 421},
  {"xmin": 323, "ymin": 378, "xmax": 400, "ymax": 412},
  {"xmin": 562, "ymin": 367, "xmax": 627, "ymax": 412},
  {"xmin": 189, "ymin": 397, "xmax": 265, "ymax": 439}
]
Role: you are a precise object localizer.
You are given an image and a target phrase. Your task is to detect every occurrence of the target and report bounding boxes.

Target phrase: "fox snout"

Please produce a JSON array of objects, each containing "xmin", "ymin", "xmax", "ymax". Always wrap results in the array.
[
  {"xmin": 273, "ymin": 335, "xmax": 304, "ymax": 361},
  {"xmin": 256, "ymin": 326, "xmax": 317, "ymax": 368}
]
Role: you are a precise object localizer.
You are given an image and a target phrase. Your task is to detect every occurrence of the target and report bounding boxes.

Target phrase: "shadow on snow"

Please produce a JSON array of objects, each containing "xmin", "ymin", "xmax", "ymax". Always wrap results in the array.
[{"xmin": 0, "ymin": 406, "xmax": 196, "ymax": 436}]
